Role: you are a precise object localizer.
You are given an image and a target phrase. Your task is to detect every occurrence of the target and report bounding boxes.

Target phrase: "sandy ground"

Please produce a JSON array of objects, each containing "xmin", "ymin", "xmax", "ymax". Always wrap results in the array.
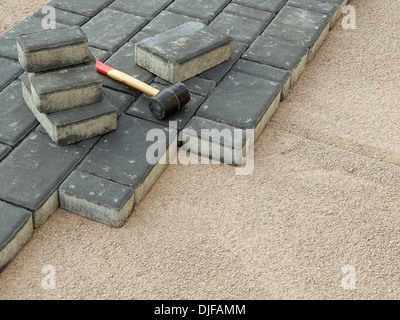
[{"xmin": 0, "ymin": 0, "xmax": 399, "ymax": 300}]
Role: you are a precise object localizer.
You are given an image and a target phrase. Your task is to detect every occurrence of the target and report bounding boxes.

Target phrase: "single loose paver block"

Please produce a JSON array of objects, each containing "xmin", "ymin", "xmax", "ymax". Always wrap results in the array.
[
  {"xmin": 49, "ymin": 0, "xmax": 113, "ymax": 17},
  {"xmin": 0, "ymin": 57, "xmax": 23, "ymax": 92},
  {"xmin": 110, "ymin": 0, "xmax": 173, "ymax": 19},
  {"xmin": 79, "ymin": 115, "xmax": 177, "ymax": 205},
  {"xmin": 209, "ymin": 12, "xmax": 272, "ymax": 44},
  {"xmin": 100, "ymin": 42, "xmax": 155, "ymax": 96},
  {"xmin": 34, "ymin": 7, "xmax": 89, "ymax": 26},
  {"xmin": 17, "ymin": 27, "xmax": 90, "ymax": 73},
  {"xmin": 28, "ymin": 64, "xmax": 103, "ymax": 113},
  {"xmin": 232, "ymin": 59, "xmax": 291, "ymax": 100},
  {"xmin": 59, "ymin": 170, "xmax": 135, "ymax": 228},
  {"xmin": 196, "ymin": 70, "xmax": 282, "ymax": 136},
  {"xmin": 81, "ymin": 8, "xmax": 147, "ymax": 52},
  {"xmin": 0, "ymin": 201, "xmax": 33, "ymax": 272},
  {"xmin": 167, "ymin": 0, "xmax": 230, "ymax": 22},
  {"xmin": 135, "ymin": 22, "xmax": 233, "ymax": 83},
  {"xmin": 243, "ymin": 35, "xmax": 308, "ymax": 87},
  {"xmin": 0, "ymin": 131, "xmax": 87, "ymax": 228},
  {"xmin": 262, "ymin": 5, "xmax": 331, "ymax": 62},
  {"xmin": 22, "ymin": 75, "xmax": 117, "ymax": 146},
  {"xmin": 0, "ymin": 144, "xmax": 11, "ymax": 161},
  {"xmin": 0, "ymin": 80, "xmax": 38, "ymax": 147},
  {"xmin": 127, "ymin": 83, "xmax": 205, "ymax": 131},
  {"xmin": 232, "ymin": 0, "xmax": 287, "ymax": 13}
]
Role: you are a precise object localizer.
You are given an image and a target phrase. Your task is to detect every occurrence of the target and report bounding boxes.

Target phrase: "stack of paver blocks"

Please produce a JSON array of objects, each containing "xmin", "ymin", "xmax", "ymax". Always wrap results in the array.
[{"xmin": 16, "ymin": 26, "xmax": 117, "ymax": 146}]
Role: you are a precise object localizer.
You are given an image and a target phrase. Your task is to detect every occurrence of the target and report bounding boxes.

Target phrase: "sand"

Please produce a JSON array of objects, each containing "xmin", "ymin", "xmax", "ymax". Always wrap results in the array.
[{"xmin": 0, "ymin": 0, "xmax": 399, "ymax": 300}]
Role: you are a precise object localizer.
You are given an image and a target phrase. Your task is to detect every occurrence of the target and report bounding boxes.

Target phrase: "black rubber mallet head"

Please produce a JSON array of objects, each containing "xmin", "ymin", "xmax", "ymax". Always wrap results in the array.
[{"xmin": 96, "ymin": 60, "xmax": 191, "ymax": 120}]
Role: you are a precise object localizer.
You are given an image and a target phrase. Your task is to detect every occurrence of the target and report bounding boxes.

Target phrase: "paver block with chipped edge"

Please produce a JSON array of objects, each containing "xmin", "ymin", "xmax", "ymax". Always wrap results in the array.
[
  {"xmin": 59, "ymin": 170, "xmax": 135, "ymax": 228},
  {"xmin": 22, "ymin": 74, "xmax": 117, "ymax": 146},
  {"xmin": 79, "ymin": 115, "xmax": 178, "ymax": 206},
  {"xmin": 243, "ymin": 35, "xmax": 308, "ymax": 88},
  {"xmin": 135, "ymin": 22, "xmax": 233, "ymax": 83},
  {"xmin": 17, "ymin": 26, "xmax": 90, "ymax": 73},
  {"xmin": 0, "ymin": 131, "xmax": 87, "ymax": 228},
  {"xmin": 0, "ymin": 201, "xmax": 33, "ymax": 272},
  {"xmin": 28, "ymin": 64, "xmax": 103, "ymax": 114}
]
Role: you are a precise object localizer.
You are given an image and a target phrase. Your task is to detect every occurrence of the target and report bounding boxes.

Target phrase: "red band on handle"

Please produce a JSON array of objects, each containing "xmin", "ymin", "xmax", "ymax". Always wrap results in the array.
[{"xmin": 96, "ymin": 59, "xmax": 115, "ymax": 75}]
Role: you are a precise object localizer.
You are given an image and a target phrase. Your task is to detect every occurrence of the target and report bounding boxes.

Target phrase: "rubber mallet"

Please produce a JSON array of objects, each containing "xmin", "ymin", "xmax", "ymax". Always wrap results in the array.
[{"xmin": 96, "ymin": 60, "xmax": 191, "ymax": 120}]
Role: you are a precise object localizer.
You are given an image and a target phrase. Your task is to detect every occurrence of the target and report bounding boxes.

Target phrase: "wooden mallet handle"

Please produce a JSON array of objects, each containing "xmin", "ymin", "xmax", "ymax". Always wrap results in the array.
[{"xmin": 96, "ymin": 60, "xmax": 159, "ymax": 97}]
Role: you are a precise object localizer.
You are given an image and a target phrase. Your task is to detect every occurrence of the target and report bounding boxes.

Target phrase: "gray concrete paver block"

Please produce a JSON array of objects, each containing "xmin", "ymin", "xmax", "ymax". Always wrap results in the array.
[{"xmin": 59, "ymin": 170, "xmax": 135, "ymax": 228}]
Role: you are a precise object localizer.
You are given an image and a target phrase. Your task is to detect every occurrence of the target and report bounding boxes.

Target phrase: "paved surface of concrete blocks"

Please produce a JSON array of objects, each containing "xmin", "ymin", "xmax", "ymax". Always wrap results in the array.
[
  {"xmin": 81, "ymin": 8, "xmax": 147, "ymax": 52},
  {"xmin": 0, "ymin": 16, "xmax": 68, "ymax": 60},
  {"xmin": 263, "ymin": 5, "xmax": 331, "ymax": 62},
  {"xmin": 60, "ymin": 170, "xmax": 135, "ymax": 228},
  {"xmin": 0, "ymin": 144, "xmax": 11, "ymax": 161},
  {"xmin": 110, "ymin": 0, "xmax": 173, "ymax": 19},
  {"xmin": 127, "ymin": 82, "xmax": 206, "ymax": 131},
  {"xmin": 135, "ymin": 22, "xmax": 233, "ymax": 83},
  {"xmin": 28, "ymin": 64, "xmax": 103, "ymax": 113},
  {"xmin": 22, "ymin": 75, "xmax": 117, "ymax": 146},
  {"xmin": 49, "ymin": 0, "xmax": 113, "ymax": 17},
  {"xmin": 0, "ymin": 131, "xmax": 87, "ymax": 228},
  {"xmin": 142, "ymin": 11, "xmax": 204, "ymax": 34},
  {"xmin": 0, "ymin": 80, "xmax": 38, "ymax": 147},
  {"xmin": 0, "ymin": 57, "xmax": 23, "ymax": 92},
  {"xmin": 79, "ymin": 115, "xmax": 177, "ymax": 205},
  {"xmin": 17, "ymin": 27, "xmax": 90, "ymax": 73},
  {"xmin": 33, "ymin": 7, "xmax": 89, "ymax": 27},
  {"xmin": 0, "ymin": 0, "xmax": 346, "ymax": 270},
  {"xmin": 209, "ymin": 11, "xmax": 273, "ymax": 45},
  {"xmin": 0, "ymin": 201, "xmax": 33, "ymax": 272},
  {"xmin": 167, "ymin": 0, "xmax": 230, "ymax": 22},
  {"xmin": 196, "ymin": 70, "xmax": 281, "ymax": 135},
  {"xmin": 182, "ymin": 116, "xmax": 251, "ymax": 166},
  {"xmin": 232, "ymin": 0, "xmax": 288, "ymax": 13},
  {"xmin": 99, "ymin": 42, "xmax": 154, "ymax": 95},
  {"xmin": 243, "ymin": 35, "xmax": 308, "ymax": 87}
]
